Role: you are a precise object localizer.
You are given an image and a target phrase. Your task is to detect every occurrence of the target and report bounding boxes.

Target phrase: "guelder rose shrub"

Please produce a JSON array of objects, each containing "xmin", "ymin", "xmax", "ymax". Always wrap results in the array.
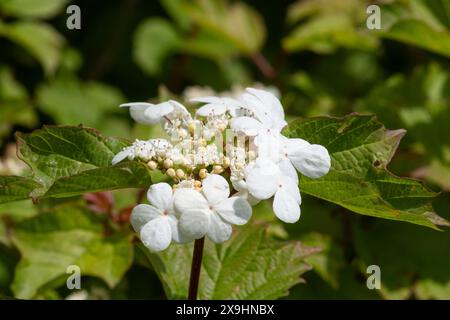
[
  {"xmin": 1, "ymin": 87, "xmax": 448, "ymax": 300},
  {"xmin": 113, "ymin": 88, "xmax": 331, "ymax": 252}
]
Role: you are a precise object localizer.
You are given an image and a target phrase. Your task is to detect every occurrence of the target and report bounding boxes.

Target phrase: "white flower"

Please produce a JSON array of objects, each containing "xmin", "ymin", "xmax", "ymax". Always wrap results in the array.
[
  {"xmin": 245, "ymin": 158, "xmax": 301, "ymax": 223},
  {"xmin": 130, "ymin": 183, "xmax": 191, "ymax": 252},
  {"xmin": 231, "ymin": 88, "xmax": 287, "ymax": 135},
  {"xmin": 191, "ymin": 96, "xmax": 242, "ymax": 117},
  {"xmin": 278, "ymin": 136, "xmax": 331, "ymax": 179},
  {"xmin": 120, "ymin": 101, "xmax": 174, "ymax": 125},
  {"xmin": 231, "ymin": 176, "xmax": 260, "ymax": 206},
  {"xmin": 173, "ymin": 174, "xmax": 252, "ymax": 243},
  {"xmin": 111, "ymin": 139, "xmax": 172, "ymax": 165}
]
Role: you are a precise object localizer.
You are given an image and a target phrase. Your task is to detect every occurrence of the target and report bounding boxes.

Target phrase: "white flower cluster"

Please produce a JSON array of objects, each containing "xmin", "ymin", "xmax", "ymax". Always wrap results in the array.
[{"xmin": 113, "ymin": 88, "xmax": 331, "ymax": 252}]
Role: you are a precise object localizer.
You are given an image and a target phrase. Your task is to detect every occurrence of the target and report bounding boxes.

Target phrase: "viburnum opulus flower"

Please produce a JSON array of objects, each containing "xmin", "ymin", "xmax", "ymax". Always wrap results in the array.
[{"xmin": 113, "ymin": 87, "xmax": 331, "ymax": 252}]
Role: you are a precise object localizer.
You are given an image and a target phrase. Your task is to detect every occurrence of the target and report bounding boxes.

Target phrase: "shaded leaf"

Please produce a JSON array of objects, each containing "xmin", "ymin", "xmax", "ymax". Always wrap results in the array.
[
  {"xmin": 0, "ymin": 176, "xmax": 41, "ymax": 204},
  {"xmin": 11, "ymin": 204, "xmax": 133, "ymax": 299},
  {"xmin": 0, "ymin": 21, "xmax": 64, "ymax": 74},
  {"xmin": 0, "ymin": 0, "xmax": 70, "ymax": 18}
]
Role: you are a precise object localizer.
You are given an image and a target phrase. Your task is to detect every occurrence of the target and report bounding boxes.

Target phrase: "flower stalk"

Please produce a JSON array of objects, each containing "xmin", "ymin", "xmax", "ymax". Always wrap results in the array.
[{"xmin": 188, "ymin": 237, "xmax": 205, "ymax": 300}]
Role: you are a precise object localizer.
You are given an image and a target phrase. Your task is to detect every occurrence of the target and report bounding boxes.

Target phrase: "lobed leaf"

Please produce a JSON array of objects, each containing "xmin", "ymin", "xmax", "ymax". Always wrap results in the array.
[
  {"xmin": 15, "ymin": 126, "xmax": 152, "ymax": 201},
  {"xmin": 284, "ymin": 114, "xmax": 449, "ymax": 229}
]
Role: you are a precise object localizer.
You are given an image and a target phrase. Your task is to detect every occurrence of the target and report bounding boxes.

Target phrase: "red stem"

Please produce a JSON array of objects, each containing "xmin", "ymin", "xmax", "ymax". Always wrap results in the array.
[{"xmin": 188, "ymin": 237, "xmax": 205, "ymax": 300}]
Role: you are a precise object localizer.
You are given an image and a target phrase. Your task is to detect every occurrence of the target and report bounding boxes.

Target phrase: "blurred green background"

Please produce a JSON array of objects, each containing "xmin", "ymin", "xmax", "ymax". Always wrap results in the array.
[{"xmin": 0, "ymin": 0, "xmax": 450, "ymax": 299}]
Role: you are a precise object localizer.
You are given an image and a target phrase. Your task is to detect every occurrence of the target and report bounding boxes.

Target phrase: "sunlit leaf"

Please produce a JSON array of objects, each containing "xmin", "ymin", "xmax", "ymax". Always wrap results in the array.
[
  {"xmin": 133, "ymin": 18, "xmax": 181, "ymax": 76},
  {"xmin": 284, "ymin": 114, "xmax": 449, "ymax": 229},
  {"xmin": 16, "ymin": 126, "xmax": 153, "ymax": 200}
]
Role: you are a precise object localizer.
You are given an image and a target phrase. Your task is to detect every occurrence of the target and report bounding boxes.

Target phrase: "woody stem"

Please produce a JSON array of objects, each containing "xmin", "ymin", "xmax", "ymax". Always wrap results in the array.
[{"xmin": 188, "ymin": 237, "xmax": 205, "ymax": 300}]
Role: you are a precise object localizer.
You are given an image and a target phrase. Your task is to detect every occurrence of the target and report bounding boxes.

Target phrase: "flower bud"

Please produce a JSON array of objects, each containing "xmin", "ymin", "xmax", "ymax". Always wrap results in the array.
[
  {"xmin": 176, "ymin": 168, "xmax": 185, "ymax": 179},
  {"xmin": 194, "ymin": 180, "xmax": 202, "ymax": 188},
  {"xmin": 147, "ymin": 160, "xmax": 158, "ymax": 170},
  {"xmin": 199, "ymin": 168, "xmax": 208, "ymax": 179},
  {"xmin": 223, "ymin": 157, "xmax": 231, "ymax": 168},
  {"xmin": 213, "ymin": 165, "xmax": 224, "ymax": 174},
  {"xmin": 188, "ymin": 122, "xmax": 197, "ymax": 135},
  {"xmin": 163, "ymin": 159, "xmax": 173, "ymax": 169},
  {"xmin": 166, "ymin": 168, "xmax": 176, "ymax": 178}
]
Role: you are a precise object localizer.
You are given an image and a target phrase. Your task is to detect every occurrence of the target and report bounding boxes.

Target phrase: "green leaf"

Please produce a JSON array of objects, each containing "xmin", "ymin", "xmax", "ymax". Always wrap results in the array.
[
  {"xmin": 0, "ymin": 0, "xmax": 70, "ymax": 18},
  {"xmin": 180, "ymin": 0, "xmax": 266, "ymax": 54},
  {"xmin": 133, "ymin": 18, "xmax": 181, "ymax": 76},
  {"xmin": 283, "ymin": 0, "xmax": 378, "ymax": 53},
  {"xmin": 382, "ymin": 19, "xmax": 450, "ymax": 58},
  {"xmin": 11, "ymin": 204, "xmax": 133, "ymax": 299},
  {"xmin": 144, "ymin": 225, "xmax": 317, "ymax": 300},
  {"xmin": 298, "ymin": 232, "xmax": 344, "ymax": 288},
  {"xmin": 284, "ymin": 114, "xmax": 449, "ymax": 229},
  {"xmin": 35, "ymin": 74, "xmax": 128, "ymax": 136},
  {"xmin": 16, "ymin": 126, "xmax": 153, "ymax": 200},
  {"xmin": 354, "ymin": 193, "xmax": 450, "ymax": 299},
  {"xmin": 0, "ymin": 176, "xmax": 41, "ymax": 204},
  {"xmin": 0, "ymin": 67, "xmax": 37, "ymax": 142},
  {"xmin": 0, "ymin": 21, "xmax": 64, "ymax": 74}
]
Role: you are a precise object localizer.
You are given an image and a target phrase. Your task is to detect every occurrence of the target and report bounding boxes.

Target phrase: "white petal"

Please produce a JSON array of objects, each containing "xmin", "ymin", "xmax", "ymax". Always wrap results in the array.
[
  {"xmin": 202, "ymin": 174, "xmax": 230, "ymax": 205},
  {"xmin": 206, "ymin": 213, "xmax": 232, "ymax": 243},
  {"xmin": 285, "ymin": 137, "xmax": 310, "ymax": 153},
  {"xmin": 279, "ymin": 175, "xmax": 301, "ymax": 204},
  {"xmin": 240, "ymin": 92, "xmax": 272, "ymax": 125},
  {"xmin": 168, "ymin": 100, "xmax": 190, "ymax": 115},
  {"xmin": 273, "ymin": 189, "xmax": 301, "ymax": 223},
  {"xmin": 231, "ymin": 177, "xmax": 247, "ymax": 192},
  {"xmin": 173, "ymin": 188, "xmax": 209, "ymax": 214},
  {"xmin": 144, "ymin": 102, "xmax": 174, "ymax": 124},
  {"xmin": 147, "ymin": 183, "xmax": 173, "ymax": 212},
  {"xmin": 130, "ymin": 204, "xmax": 161, "ymax": 232},
  {"xmin": 179, "ymin": 208, "xmax": 211, "ymax": 239},
  {"xmin": 120, "ymin": 102, "xmax": 153, "ymax": 124},
  {"xmin": 196, "ymin": 104, "xmax": 227, "ymax": 116},
  {"xmin": 290, "ymin": 144, "xmax": 331, "ymax": 178},
  {"xmin": 112, "ymin": 149, "xmax": 131, "ymax": 165},
  {"xmin": 246, "ymin": 88, "xmax": 285, "ymax": 120},
  {"xmin": 279, "ymin": 159, "xmax": 298, "ymax": 184},
  {"xmin": 242, "ymin": 88, "xmax": 286, "ymax": 130},
  {"xmin": 246, "ymin": 163, "xmax": 278, "ymax": 200},
  {"xmin": 168, "ymin": 215, "xmax": 193, "ymax": 244},
  {"xmin": 140, "ymin": 216, "xmax": 172, "ymax": 252},
  {"xmin": 214, "ymin": 196, "xmax": 252, "ymax": 225},
  {"xmin": 231, "ymin": 117, "xmax": 263, "ymax": 136}
]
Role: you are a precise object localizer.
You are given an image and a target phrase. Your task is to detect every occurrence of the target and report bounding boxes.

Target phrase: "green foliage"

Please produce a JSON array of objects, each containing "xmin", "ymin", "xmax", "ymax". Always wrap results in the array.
[
  {"xmin": 15, "ymin": 126, "xmax": 153, "ymax": 200},
  {"xmin": 0, "ymin": 176, "xmax": 41, "ymax": 204},
  {"xmin": 283, "ymin": 0, "xmax": 377, "ymax": 53},
  {"xmin": 380, "ymin": 0, "xmax": 450, "ymax": 57},
  {"xmin": 354, "ymin": 212, "xmax": 450, "ymax": 299},
  {"xmin": 0, "ymin": 0, "xmax": 70, "ymax": 18},
  {"xmin": 0, "ymin": 0, "xmax": 449, "ymax": 300},
  {"xmin": 0, "ymin": 21, "xmax": 64, "ymax": 74},
  {"xmin": 285, "ymin": 114, "xmax": 448, "ymax": 229},
  {"xmin": 133, "ymin": 18, "xmax": 181, "ymax": 76},
  {"xmin": 11, "ymin": 203, "xmax": 133, "ymax": 299},
  {"xmin": 145, "ymin": 225, "xmax": 316, "ymax": 299}
]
